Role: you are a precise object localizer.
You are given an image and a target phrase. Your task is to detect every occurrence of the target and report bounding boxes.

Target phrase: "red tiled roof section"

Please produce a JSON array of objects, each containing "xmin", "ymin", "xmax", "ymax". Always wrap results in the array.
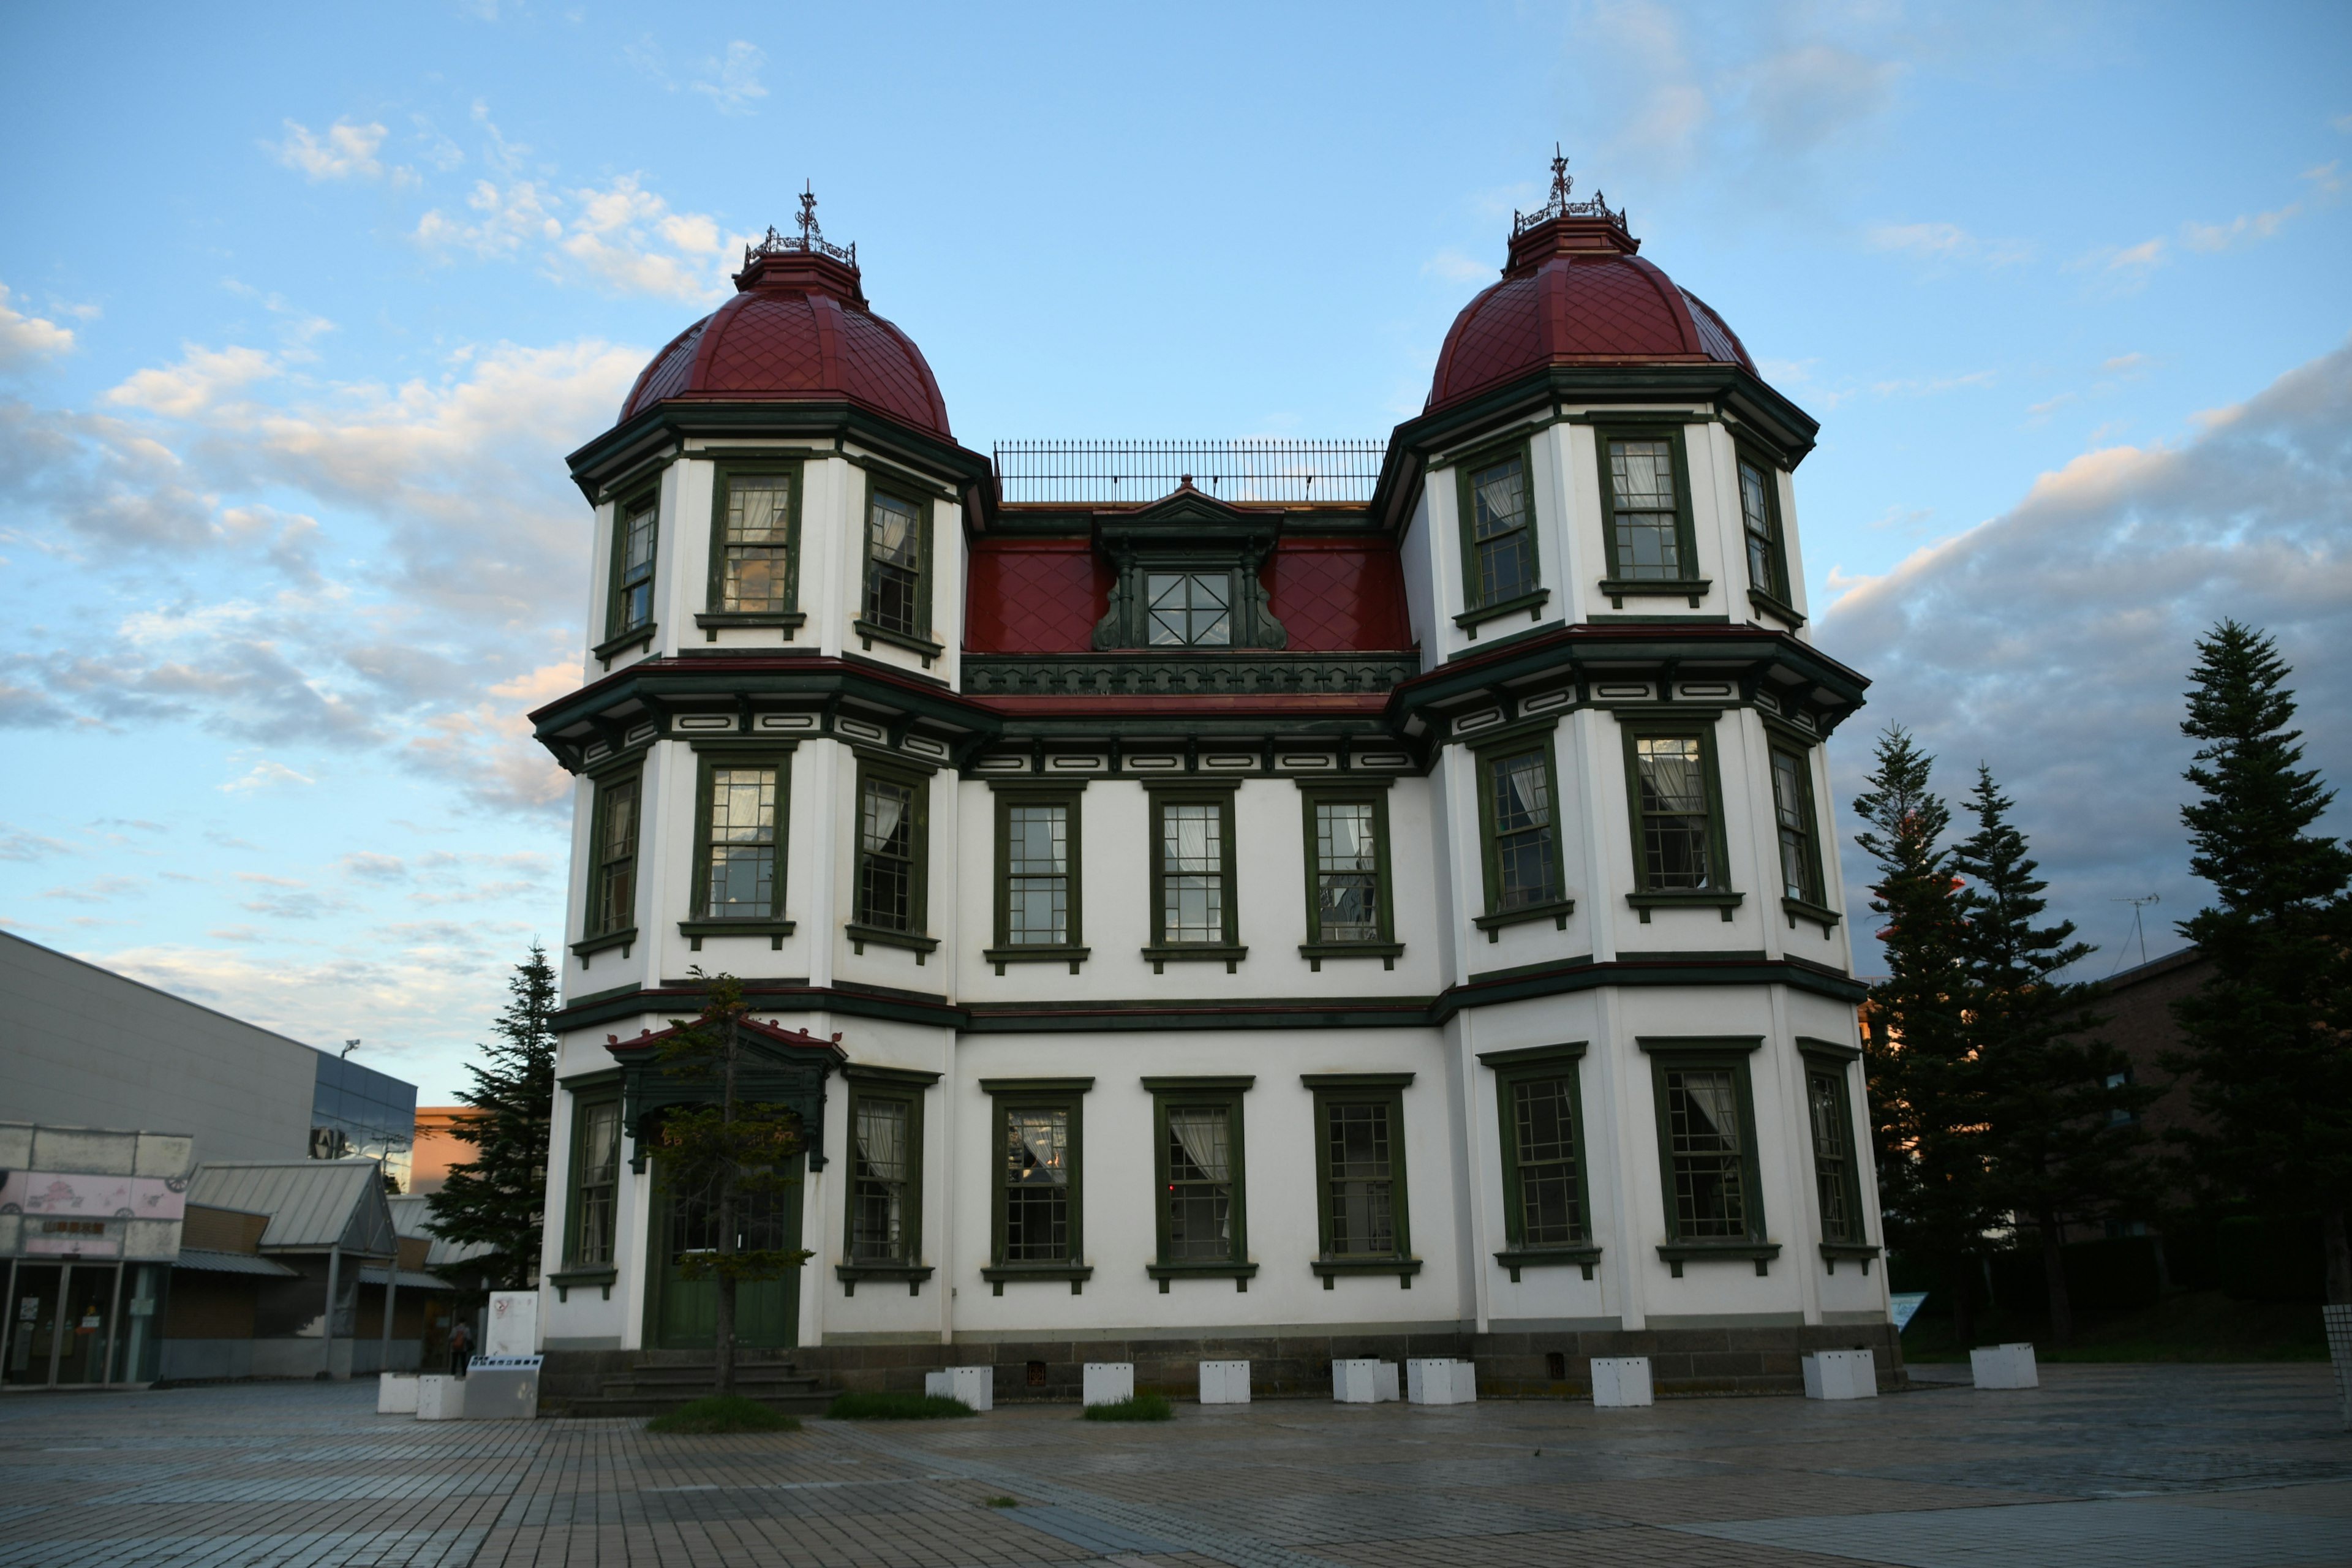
[
  {"xmin": 963, "ymin": 537, "xmax": 1410, "ymax": 654},
  {"xmin": 1427, "ymin": 223, "xmax": 1757, "ymax": 412},
  {"xmin": 1269, "ymin": 540, "xmax": 1412, "ymax": 651},
  {"xmin": 616, "ymin": 258, "xmax": 951, "ymax": 439},
  {"xmin": 965, "ymin": 540, "xmax": 1109, "ymax": 653}
]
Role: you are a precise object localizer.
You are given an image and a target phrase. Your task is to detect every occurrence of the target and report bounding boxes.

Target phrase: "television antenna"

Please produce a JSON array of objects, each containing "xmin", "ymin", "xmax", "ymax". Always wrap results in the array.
[{"xmin": 2108, "ymin": 896, "xmax": 2158, "ymax": 974}]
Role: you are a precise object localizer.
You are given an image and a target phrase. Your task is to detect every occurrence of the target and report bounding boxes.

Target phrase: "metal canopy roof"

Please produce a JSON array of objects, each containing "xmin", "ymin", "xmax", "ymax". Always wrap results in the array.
[
  {"xmin": 172, "ymin": 1247, "xmax": 301, "ymax": 1278},
  {"xmin": 187, "ymin": 1159, "xmax": 398, "ymax": 1256}
]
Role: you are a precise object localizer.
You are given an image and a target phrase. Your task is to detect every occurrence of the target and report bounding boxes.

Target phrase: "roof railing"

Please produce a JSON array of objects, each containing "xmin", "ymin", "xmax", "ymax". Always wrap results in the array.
[{"xmin": 991, "ymin": 439, "xmax": 1385, "ymax": 506}]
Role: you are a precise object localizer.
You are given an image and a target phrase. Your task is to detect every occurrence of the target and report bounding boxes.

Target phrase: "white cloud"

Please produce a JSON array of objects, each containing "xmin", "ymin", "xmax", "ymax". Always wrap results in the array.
[
  {"xmin": 692, "ymin": 41, "xmax": 769, "ymax": 115},
  {"xmin": 0, "ymin": 282, "xmax": 77, "ymax": 366},
  {"xmin": 416, "ymin": 172, "xmax": 741, "ymax": 303},
  {"xmin": 1864, "ymin": 221, "xmax": 2035, "ymax": 268},
  {"xmin": 102, "ymin": 343, "xmax": 281, "ymax": 417},
  {"xmin": 1820, "ymin": 339, "xmax": 2352, "ymax": 967},
  {"xmin": 220, "ymin": 761, "xmax": 315, "ymax": 793},
  {"xmin": 1422, "ymin": 248, "xmax": 1492, "ymax": 285},
  {"xmin": 271, "ymin": 119, "xmax": 389, "ymax": 182}
]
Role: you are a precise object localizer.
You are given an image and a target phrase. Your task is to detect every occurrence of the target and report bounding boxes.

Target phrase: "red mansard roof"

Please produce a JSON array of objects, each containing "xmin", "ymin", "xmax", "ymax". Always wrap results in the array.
[{"xmin": 963, "ymin": 534, "xmax": 1412, "ymax": 655}]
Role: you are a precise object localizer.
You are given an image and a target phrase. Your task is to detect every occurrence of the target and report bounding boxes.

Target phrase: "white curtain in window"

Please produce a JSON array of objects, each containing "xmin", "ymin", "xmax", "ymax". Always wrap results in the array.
[
  {"xmin": 1475, "ymin": 465, "xmax": 1525, "ymax": 529},
  {"xmin": 857, "ymin": 1103, "xmax": 906, "ymax": 1182},
  {"xmin": 1167, "ymin": 1107, "xmax": 1229, "ymax": 1181},
  {"xmin": 864, "ymin": 786, "xmax": 905, "ymax": 854},
  {"xmin": 1682, "ymin": 1075, "xmax": 1741, "ymax": 1151},
  {"xmin": 1640, "ymin": 744, "xmax": 1706, "ymax": 812},
  {"xmin": 1168, "ymin": 806, "xmax": 1216, "ymax": 870}
]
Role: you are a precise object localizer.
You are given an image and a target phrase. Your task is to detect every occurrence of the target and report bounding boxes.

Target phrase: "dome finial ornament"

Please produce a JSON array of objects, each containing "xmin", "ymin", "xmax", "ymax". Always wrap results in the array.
[
  {"xmin": 744, "ymin": 182, "xmax": 858, "ymax": 270},
  {"xmin": 1512, "ymin": 145, "xmax": 1627, "ymax": 239}
]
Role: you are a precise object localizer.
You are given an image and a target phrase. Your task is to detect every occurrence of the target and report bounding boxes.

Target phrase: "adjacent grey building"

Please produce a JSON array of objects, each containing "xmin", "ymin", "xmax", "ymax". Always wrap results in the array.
[{"xmin": 0, "ymin": 930, "xmax": 417, "ymax": 1188}]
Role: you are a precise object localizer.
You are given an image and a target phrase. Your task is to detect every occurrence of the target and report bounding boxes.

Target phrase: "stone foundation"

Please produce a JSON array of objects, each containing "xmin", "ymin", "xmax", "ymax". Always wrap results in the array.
[{"xmin": 785, "ymin": 1321, "xmax": 1905, "ymax": 1402}]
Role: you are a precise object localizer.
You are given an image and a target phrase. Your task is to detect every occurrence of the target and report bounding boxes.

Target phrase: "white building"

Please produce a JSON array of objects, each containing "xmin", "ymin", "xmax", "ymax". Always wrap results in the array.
[{"xmin": 532, "ymin": 169, "xmax": 1890, "ymax": 1401}]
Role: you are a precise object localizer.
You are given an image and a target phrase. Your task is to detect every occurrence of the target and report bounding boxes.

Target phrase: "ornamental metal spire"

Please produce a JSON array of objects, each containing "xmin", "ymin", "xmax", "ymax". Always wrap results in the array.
[
  {"xmin": 1512, "ymin": 144, "xmax": 1627, "ymax": 238},
  {"xmin": 744, "ymin": 181, "xmax": 858, "ymax": 270}
]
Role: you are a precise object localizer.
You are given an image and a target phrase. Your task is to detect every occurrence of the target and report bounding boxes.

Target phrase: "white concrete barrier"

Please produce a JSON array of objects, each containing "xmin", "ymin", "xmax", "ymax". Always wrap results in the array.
[
  {"xmin": 1332, "ymin": 1358, "xmax": 1391, "ymax": 1403},
  {"xmin": 377, "ymin": 1373, "xmax": 419, "ymax": 1414},
  {"xmin": 1082, "ymin": 1362, "xmax": 1134, "ymax": 1406},
  {"xmin": 1803, "ymin": 1349, "xmax": 1878, "ymax": 1401},
  {"xmin": 1970, "ymin": 1343, "xmax": 2040, "ymax": 1390},
  {"xmin": 1590, "ymin": 1356, "xmax": 1653, "ymax": 1408},
  {"xmin": 416, "ymin": 1374, "xmax": 466, "ymax": 1421},
  {"xmin": 924, "ymin": 1365, "xmax": 993, "ymax": 1411},
  {"xmin": 1406, "ymin": 1358, "xmax": 1477, "ymax": 1404},
  {"xmin": 1199, "ymin": 1359, "xmax": 1251, "ymax": 1404}
]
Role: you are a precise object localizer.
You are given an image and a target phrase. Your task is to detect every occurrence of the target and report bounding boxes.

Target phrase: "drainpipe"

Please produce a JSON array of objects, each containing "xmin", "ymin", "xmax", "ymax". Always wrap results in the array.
[
  {"xmin": 380, "ymin": 1264, "xmax": 399, "ymax": 1375},
  {"xmin": 320, "ymin": 1245, "xmax": 342, "ymax": 1380}
]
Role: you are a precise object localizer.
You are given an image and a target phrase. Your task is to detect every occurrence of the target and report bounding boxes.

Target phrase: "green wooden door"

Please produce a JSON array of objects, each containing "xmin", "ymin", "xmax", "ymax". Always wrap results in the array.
[{"xmin": 647, "ymin": 1156, "xmax": 802, "ymax": 1350}]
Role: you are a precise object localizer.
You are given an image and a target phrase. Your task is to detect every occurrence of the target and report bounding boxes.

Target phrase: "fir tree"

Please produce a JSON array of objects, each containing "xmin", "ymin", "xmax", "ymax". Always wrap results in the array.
[
  {"xmin": 654, "ymin": 972, "xmax": 812, "ymax": 1396},
  {"xmin": 1852, "ymin": 727, "xmax": 1994, "ymax": 1344},
  {"xmin": 1954, "ymin": 766, "xmax": 2155, "ymax": 1342},
  {"xmin": 428, "ymin": 943, "xmax": 559, "ymax": 1291},
  {"xmin": 2166, "ymin": 622, "xmax": 2352, "ymax": 1303}
]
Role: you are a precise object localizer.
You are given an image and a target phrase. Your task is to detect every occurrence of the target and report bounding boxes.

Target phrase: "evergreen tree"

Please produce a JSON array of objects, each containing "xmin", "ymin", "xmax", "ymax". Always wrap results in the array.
[
  {"xmin": 1954, "ymin": 766, "xmax": 2155, "ymax": 1342},
  {"xmin": 428, "ymin": 943, "xmax": 559, "ymax": 1291},
  {"xmin": 654, "ymin": 972, "xmax": 812, "ymax": 1396},
  {"xmin": 1853, "ymin": 728, "xmax": 1994, "ymax": 1345},
  {"xmin": 2167, "ymin": 622, "xmax": 2352, "ymax": 1303}
]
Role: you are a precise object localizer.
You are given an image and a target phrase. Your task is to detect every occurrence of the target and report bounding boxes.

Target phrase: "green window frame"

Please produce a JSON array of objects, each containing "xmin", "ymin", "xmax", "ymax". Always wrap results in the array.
[
  {"xmin": 605, "ymin": 488, "xmax": 660, "ymax": 642},
  {"xmin": 679, "ymin": 747, "xmax": 796, "ymax": 951},
  {"xmin": 699, "ymin": 459, "xmax": 805, "ymax": 636},
  {"xmin": 1470, "ymin": 722, "xmax": 1575, "ymax": 940},
  {"xmin": 1298, "ymin": 783, "xmax": 1401, "ymax": 970},
  {"xmin": 1619, "ymin": 717, "xmax": 1743, "ymax": 922},
  {"xmin": 854, "ymin": 469, "xmax": 941, "ymax": 664},
  {"xmin": 836, "ymin": 1065, "xmax": 938, "ymax": 1296},
  {"xmin": 1479, "ymin": 1043, "xmax": 1600, "ymax": 1281},
  {"xmin": 1452, "ymin": 439, "xmax": 1550, "ymax": 635},
  {"xmin": 1594, "ymin": 426, "xmax": 1707, "ymax": 609},
  {"xmin": 573, "ymin": 764, "xmax": 644, "ymax": 962},
  {"xmin": 981, "ymin": 1077, "xmax": 1092, "ymax": 1294},
  {"xmin": 986, "ymin": 783, "xmax": 1087, "ymax": 974},
  {"xmin": 1144, "ymin": 1077, "xmax": 1256, "ymax": 1291},
  {"xmin": 565, "ymin": 1091, "xmax": 622, "ymax": 1269},
  {"xmin": 1767, "ymin": 737, "xmax": 1841, "ymax": 933},
  {"xmin": 1144, "ymin": 570, "xmax": 1235, "ymax": 646},
  {"xmin": 847, "ymin": 755, "xmax": 937, "ymax": 961},
  {"xmin": 1640, "ymin": 1037, "xmax": 1777, "ymax": 1275},
  {"xmin": 1798, "ymin": 1040, "xmax": 1877, "ymax": 1272},
  {"xmin": 1144, "ymin": 782, "xmax": 1245, "ymax": 973},
  {"xmin": 1303, "ymin": 1073, "xmax": 1420, "ymax": 1287},
  {"xmin": 1735, "ymin": 447, "xmax": 1798, "ymax": 623}
]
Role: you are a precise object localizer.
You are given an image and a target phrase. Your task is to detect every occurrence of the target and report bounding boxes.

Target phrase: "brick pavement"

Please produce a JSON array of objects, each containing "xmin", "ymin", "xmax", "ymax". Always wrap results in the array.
[{"xmin": 0, "ymin": 1365, "xmax": 2345, "ymax": 1567}]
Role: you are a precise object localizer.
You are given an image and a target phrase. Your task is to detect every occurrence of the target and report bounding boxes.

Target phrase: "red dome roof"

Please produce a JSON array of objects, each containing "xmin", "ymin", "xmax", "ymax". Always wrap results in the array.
[
  {"xmin": 618, "ymin": 244, "xmax": 951, "ymax": 439},
  {"xmin": 1427, "ymin": 209, "xmax": 1754, "ymax": 412}
]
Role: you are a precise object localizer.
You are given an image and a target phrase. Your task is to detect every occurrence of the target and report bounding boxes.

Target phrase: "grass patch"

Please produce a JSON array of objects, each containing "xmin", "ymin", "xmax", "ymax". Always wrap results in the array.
[
  {"xmin": 1081, "ymin": 1393, "xmax": 1174, "ymax": 1422},
  {"xmin": 1899, "ymin": 1289, "xmax": 2329, "ymax": 1363},
  {"xmin": 824, "ymin": 1390, "xmax": 978, "ymax": 1420},
  {"xmin": 984, "ymin": 1496, "xmax": 1019, "ymax": 1509},
  {"xmin": 645, "ymin": 1395, "xmax": 800, "ymax": 1434}
]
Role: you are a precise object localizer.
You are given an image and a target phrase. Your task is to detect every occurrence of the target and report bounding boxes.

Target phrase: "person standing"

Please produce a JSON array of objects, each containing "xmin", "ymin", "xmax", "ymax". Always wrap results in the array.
[{"xmin": 448, "ymin": 1316, "xmax": 473, "ymax": 1378}]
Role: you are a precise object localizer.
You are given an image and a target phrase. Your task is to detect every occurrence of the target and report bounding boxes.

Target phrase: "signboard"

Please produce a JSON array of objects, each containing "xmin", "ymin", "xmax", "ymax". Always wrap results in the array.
[
  {"xmin": 0, "ymin": 1170, "xmax": 187, "ymax": 1221},
  {"xmin": 485, "ymin": 1290, "xmax": 538, "ymax": 1357}
]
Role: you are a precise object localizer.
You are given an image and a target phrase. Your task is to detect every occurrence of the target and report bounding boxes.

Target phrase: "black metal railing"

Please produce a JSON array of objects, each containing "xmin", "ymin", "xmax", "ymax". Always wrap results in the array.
[{"xmin": 991, "ymin": 440, "xmax": 1385, "ymax": 506}]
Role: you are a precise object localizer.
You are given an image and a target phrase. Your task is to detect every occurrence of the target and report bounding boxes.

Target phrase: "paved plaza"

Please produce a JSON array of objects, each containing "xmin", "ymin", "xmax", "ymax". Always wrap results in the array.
[{"xmin": 0, "ymin": 1365, "xmax": 2346, "ymax": 1568}]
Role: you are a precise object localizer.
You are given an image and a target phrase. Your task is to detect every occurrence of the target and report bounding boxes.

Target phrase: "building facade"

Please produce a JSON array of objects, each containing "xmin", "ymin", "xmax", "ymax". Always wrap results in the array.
[{"xmin": 532, "ymin": 167, "xmax": 1890, "ymax": 1396}]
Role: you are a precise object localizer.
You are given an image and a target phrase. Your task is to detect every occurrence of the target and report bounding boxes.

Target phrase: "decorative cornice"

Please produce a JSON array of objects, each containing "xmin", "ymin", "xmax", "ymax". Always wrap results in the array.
[{"xmin": 963, "ymin": 652, "xmax": 1415, "ymax": 699}]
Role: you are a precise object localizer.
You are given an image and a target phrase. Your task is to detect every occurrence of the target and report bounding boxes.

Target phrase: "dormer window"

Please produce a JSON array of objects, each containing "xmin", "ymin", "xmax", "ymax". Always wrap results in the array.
[{"xmin": 1146, "ymin": 572, "xmax": 1231, "ymax": 646}]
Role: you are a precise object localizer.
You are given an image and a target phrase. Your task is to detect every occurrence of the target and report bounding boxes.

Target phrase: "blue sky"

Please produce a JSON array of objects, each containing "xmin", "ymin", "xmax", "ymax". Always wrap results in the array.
[{"xmin": 2, "ymin": 1, "xmax": 2346, "ymax": 1101}]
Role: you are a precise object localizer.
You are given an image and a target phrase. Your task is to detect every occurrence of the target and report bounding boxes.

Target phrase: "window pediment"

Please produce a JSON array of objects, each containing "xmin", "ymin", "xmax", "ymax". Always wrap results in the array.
[{"xmin": 1090, "ymin": 487, "xmax": 1287, "ymax": 651}]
